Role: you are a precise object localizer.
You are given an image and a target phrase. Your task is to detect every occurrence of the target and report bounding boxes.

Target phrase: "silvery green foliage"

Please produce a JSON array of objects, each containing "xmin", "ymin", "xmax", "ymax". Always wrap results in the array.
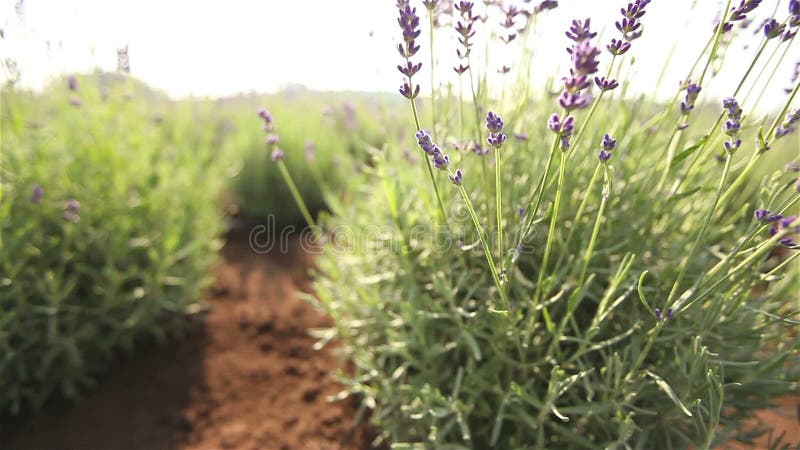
[
  {"xmin": 0, "ymin": 75, "xmax": 225, "ymax": 415},
  {"xmin": 309, "ymin": 1, "xmax": 800, "ymax": 447}
]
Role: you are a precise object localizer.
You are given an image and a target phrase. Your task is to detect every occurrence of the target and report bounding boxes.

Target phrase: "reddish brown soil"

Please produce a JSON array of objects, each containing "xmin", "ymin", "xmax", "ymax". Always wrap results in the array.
[
  {"xmin": 720, "ymin": 395, "xmax": 799, "ymax": 449},
  {"xmin": 1, "ymin": 230, "xmax": 371, "ymax": 450}
]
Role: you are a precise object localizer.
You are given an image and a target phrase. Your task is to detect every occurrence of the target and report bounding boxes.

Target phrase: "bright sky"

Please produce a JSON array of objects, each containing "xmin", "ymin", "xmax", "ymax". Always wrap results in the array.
[{"xmin": 1, "ymin": 0, "xmax": 797, "ymax": 113}]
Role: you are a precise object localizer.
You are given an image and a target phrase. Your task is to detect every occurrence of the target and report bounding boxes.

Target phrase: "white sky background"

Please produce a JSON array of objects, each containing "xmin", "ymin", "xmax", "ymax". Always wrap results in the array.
[{"xmin": 0, "ymin": 0, "xmax": 797, "ymax": 113}]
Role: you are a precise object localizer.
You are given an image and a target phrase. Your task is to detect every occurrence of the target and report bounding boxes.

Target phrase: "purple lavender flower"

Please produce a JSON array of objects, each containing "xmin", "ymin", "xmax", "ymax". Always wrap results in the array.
[
  {"xmin": 720, "ymin": 97, "xmax": 744, "ymax": 152},
  {"xmin": 432, "ymin": 149, "xmax": 450, "ymax": 169},
  {"xmin": 594, "ymin": 76, "xmax": 619, "ymax": 91},
  {"xmin": 779, "ymin": 215, "xmax": 799, "ymax": 230},
  {"xmin": 70, "ymin": 97, "xmax": 82, "ymax": 107},
  {"xmin": 258, "ymin": 108, "xmax": 274, "ymax": 131},
  {"xmin": 534, "ymin": 0, "xmax": 558, "ymax": 13},
  {"xmin": 30, "ymin": 185, "xmax": 44, "ymax": 204},
  {"xmin": 485, "ymin": 111, "xmax": 504, "ymax": 133},
  {"xmin": 568, "ymin": 40, "xmax": 601, "ymax": 75},
  {"xmin": 722, "ymin": 120, "xmax": 741, "ymax": 136},
  {"xmin": 565, "ymin": 18, "xmax": 597, "ymax": 42},
  {"xmin": 654, "ymin": 307, "xmax": 662, "ymax": 320},
  {"xmin": 785, "ymin": 161, "xmax": 800, "ymax": 172},
  {"xmin": 763, "ymin": 19, "xmax": 785, "ymax": 39},
  {"xmin": 500, "ymin": 5, "xmax": 520, "ymax": 43},
  {"xmin": 416, "ymin": 130, "xmax": 437, "ymax": 154},
  {"xmin": 448, "ymin": 168, "xmax": 464, "ymax": 185},
  {"xmin": 487, "ymin": 132, "xmax": 507, "ymax": 148},
  {"xmin": 454, "ymin": 1, "xmax": 479, "ymax": 69},
  {"xmin": 514, "ymin": 132, "xmax": 528, "ymax": 141},
  {"xmin": 271, "ymin": 148, "xmax": 285, "ymax": 161},
  {"xmin": 607, "ymin": 38, "xmax": 631, "ymax": 55},
  {"xmin": 398, "ymin": 61, "xmax": 422, "ymax": 77},
  {"xmin": 602, "ymin": 134, "xmax": 617, "ymax": 150},
  {"xmin": 399, "ymin": 82, "xmax": 421, "ymax": 100},
  {"xmin": 791, "ymin": 0, "xmax": 800, "ymax": 15},
  {"xmin": 67, "ymin": 75, "xmax": 77, "ymax": 91},
  {"xmin": 665, "ymin": 308, "xmax": 674, "ymax": 320},
  {"xmin": 723, "ymin": 139, "xmax": 742, "ymax": 152},
  {"xmin": 598, "ymin": 133, "xmax": 616, "ymax": 162},
  {"xmin": 724, "ymin": 0, "xmax": 764, "ymax": 29},
  {"xmin": 559, "ymin": 91, "xmax": 592, "ymax": 111},
  {"xmin": 563, "ymin": 74, "xmax": 591, "ymax": 91},
  {"xmin": 680, "ymin": 82, "xmax": 701, "ymax": 114},
  {"xmin": 266, "ymin": 134, "xmax": 280, "ymax": 145},
  {"xmin": 397, "ymin": 3, "xmax": 423, "ymax": 100},
  {"xmin": 548, "ymin": 114, "xmax": 575, "ymax": 135},
  {"xmin": 63, "ymin": 199, "xmax": 81, "ymax": 222},
  {"xmin": 766, "ymin": 214, "xmax": 784, "ymax": 223},
  {"xmin": 775, "ymin": 109, "xmax": 799, "ymax": 140},
  {"xmin": 754, "ymin": 209, "xmax": 770, "ymax": 220}
]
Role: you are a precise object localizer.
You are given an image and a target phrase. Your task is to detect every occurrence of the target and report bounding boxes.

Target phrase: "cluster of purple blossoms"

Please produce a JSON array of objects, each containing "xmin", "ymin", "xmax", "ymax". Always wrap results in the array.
[
  {"xmin": 607, "ymin": 0, "xmax": 650, "ymax": 57},
  {"xmin": 397, "ymin": 1, "xmax": 422, "ymax": 99},
  {"xmin": 485, "ymin": 111, "xmax": 507, "ymax": 149},
  {"xmin": 790, "ymin": 0, "xmax": 800, "ymax": 27},
  {"xmin": 680, "ymin": 82, "xmax": 702, "ymax": 114},
  {"xmin": 558, "ymin": 18, "xmax": 600, "ymax": 113},
  {"xmin": 68, "ymin": 75, "xmax": 78, "ymax": 91},
  {"xmin": 615, "ymin": 0, "xmax": 650, "ymax": 40},
  {"xmin": 499, "ymin": 4, "xmax": 521, "ymax": 43},
  {"xmin": 763, "ymin": 18, "xmax": 786, "ymax": 39},
  {"xmin": 533, "ymin": 0, "xmax": 558, "ymax": 14},
  {"xmin": 63, "ymin": 199, "xmax": 81, "ymax": 222},
  {"xmin": 721, "ymin": 0, "xmax": 763, "ymax": 32},
  {"xmin": 775, "ymin": 108, "xmax": 800, "ymax": 139},
  {"xmin": 454, "ymin": 1, "xmax": 480, "ymax": 74},
  {"xmin": 30, "ymin": 185, "xmax": 44, "ymax": 204},
  {"xmin": 755, "ymin": 210, "xmax": 800, "ymax": 247},
  {"xmin": 471, "ymin": 141, "xmax": 490, "ymax": 156},
  {"xmin": 258, "ymin": 108, "xmax": 284, "ymax": 161},
  {"xmin": 654, "ymin": 307, "xmax": 674, "ymax": 321},
  {"xmin": 548, "ymin": 114, "xmax": 575, "ymax": 150},
  {"xmin": 721, "ymin": 97, "xmax": 743, "ymax": 153},
  {"xmin": 417, "ymin": 130, "xmax": 464, "ymax": 185},
  {"xmin": 598, "ymin": 133, "xmax": 616, "ymax": 162}
]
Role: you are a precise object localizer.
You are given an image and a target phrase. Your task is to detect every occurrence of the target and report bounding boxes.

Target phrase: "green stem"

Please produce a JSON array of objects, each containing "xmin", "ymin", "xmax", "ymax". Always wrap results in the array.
[
  {"xmin": 495, "ymin": 143, "xmax": 504, "ymax": 274},
  {"xmin": 277, "ymin": 160, "xmax": 317, "ymax": 231},
  {"xmin": 457, "ymin": 183, "xmax": 509, "ymax": 310},
  {"xmin": 410, "ymin": 97, "xmax": 451, "ymax": 231},
  {"xmin": 532, "ymin": 149, "xmax": 567, "ymax": 312},
  {"xmin": 513, "ymin": 135, "xmax": 560, "ymax": 263},
  {"xmin": 665, "ymin": 151, "xmax": 733, "ymax": 311}
]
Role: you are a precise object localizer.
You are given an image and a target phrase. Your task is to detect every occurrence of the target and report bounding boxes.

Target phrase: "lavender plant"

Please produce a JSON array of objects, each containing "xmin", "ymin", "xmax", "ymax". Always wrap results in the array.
[
  {"xmin": 0, "ymin": 74, "xmax": 225, "ymax": 415},
  {"xmin": 271, "ymin": 1, "xmax": 799, "ymax": 448}
]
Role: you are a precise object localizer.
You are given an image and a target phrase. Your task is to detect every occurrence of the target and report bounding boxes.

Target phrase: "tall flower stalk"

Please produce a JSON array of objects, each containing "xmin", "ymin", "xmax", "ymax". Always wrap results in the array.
[{"xmin": 397, "ymin": 1, "xmax": 450, "ymax": 228}]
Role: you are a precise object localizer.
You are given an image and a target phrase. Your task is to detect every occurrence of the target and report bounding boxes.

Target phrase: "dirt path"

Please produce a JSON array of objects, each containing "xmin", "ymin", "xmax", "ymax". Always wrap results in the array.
[{"xmin": 1, "ymin": 230, "xmax": 370, "ymax": 449}]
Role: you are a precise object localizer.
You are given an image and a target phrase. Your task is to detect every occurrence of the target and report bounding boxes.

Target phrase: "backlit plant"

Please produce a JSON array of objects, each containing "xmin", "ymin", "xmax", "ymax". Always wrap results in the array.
[{"xmin": 272, "ymin": 1, "xmax": 799, "ymax": 448}]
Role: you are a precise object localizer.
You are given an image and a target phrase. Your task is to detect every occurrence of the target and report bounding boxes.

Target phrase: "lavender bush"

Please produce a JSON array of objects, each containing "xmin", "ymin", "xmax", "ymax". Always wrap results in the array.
[
  {"xmin": 274, "ymin": 1, "xmax": 799, "ymax": 448},
  {"xmin": 0, "ymin": 74, "xmax": 225, "ymax": 414}
]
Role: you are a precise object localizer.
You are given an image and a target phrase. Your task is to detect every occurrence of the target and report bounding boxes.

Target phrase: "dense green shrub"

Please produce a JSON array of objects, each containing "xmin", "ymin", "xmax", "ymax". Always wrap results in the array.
[
  {"xmin": 218, "ymin": 91, "xmax": 392, "ymax": 225},
  {"xmin": 304, "ymin": 3, "xmax": 800, "ymax": 449},
  {"xmin": 0, "ymin": 74, "xmax": 225, "ymax": 415}
]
